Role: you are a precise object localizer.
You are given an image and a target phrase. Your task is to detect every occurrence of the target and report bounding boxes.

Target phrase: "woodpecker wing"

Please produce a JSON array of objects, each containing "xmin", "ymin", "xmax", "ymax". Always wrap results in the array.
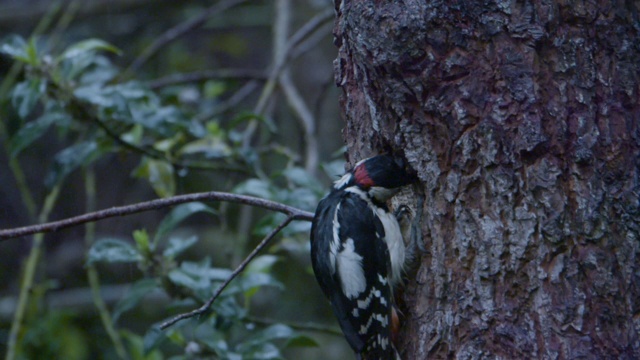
[{"xmin": 311, "ymin": 189, "xmax": 395, "ymax": 357}]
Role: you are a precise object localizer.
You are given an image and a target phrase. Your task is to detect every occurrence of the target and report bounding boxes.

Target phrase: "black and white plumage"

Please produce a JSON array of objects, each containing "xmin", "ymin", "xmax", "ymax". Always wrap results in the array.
[{"xmin": 310, "ymin": 155, "xmax": 412, "ymax": 359}]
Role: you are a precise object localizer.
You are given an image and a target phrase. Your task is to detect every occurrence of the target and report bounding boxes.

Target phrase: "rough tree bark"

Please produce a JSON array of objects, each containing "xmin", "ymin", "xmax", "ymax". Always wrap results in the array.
[{"xmin": 333, "ymin": 0, "xmax": 640, "ymax": 359}]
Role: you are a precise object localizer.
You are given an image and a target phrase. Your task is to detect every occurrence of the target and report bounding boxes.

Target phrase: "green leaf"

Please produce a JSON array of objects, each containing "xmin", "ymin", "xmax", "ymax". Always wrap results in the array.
[
  {"xmin": 120, "ymin": 330, "xmax": 163, "ymax": 360},
  {"xmin": 286, "ymin": 334, "xmax": 319, "ymax": 348},
  {"xmin": 11, "ymin": 78, "xmax": 45, "ymax": 118},
  {"xmin": 45, "ymin": 141, "xmax": 102, "ymax": 188},
  {"xmin": 162, "ymin": 235, "xmax": 198, "ymax": 259},
  {"xmin": 0, "ymin": 35, "xmax": 29, "ymax": 62},
  {"xmin": 58, "ymin": 38, "xmax": 121, "ymax": 60},
  {"xmin": 142, "ymin": 327, "xmax": 167, "ymax": 356},
  {"xmin": 283, "ymin": 167, "xmax": 322, "ymax": 190},
  {"xmin": 229, "ymin": 112, "xmax": 276, "ymax": 133},
  {"xmin": 180, "ymin": 260, "xmax": 232, "ymax": 281},
  {"xmin": 178, "ymin": 137, "xmax": 231, "ymax": 159},
  {"xmin": 112, "ymin": 279, "xmax": 159, "ymax": 324},
  {"xmin": 72, "ymin": 84, "xmax": 114, "ymax": 107},
  {"xmin": 241, "ymin": 273, "xmax": 283, "ymax": 299},
  {"xmin": 167, "ymin": 268, "xmax": 210, "ymax": 293},
  {"xmin": 25, "ymin": 37, "xmax": 39, "ymax": 65},
  {"xmin": 133, "ymin": 229, "xmax": 151, "ymax": 254},
  {"xmin": 282, "ymin": 188, "xmax": 319, "ymax": 212},
  {"xmin": 87, "ymin": 238, "xmax": 143, "ymax": 265},
  {"xmin": 10, "ymin": 111, "xmax": 65, "ymax": 157},
  {"xmin": 240, "ymin": 343, "xmax": 281, "ymax": 360},
  {"xmin": 197, "ymin": 331, "xmax": 234, "ymax": 358},
  {"xmin": 236, "ymin": 324, "xmax": 293, "ymax": 353},
  {"xmin": 233, "ymin": 178, "xmax": 273, "ymax": 199},
  {"xmin": 203, "ymin": 80, "xmax": 226, "ymax": 98},
  {"xmin": 154, "ymin": 202, "xmax": 215, "ymax": 244},
  {"xmin": 133, "ymin": 158, "xmax": 176, "ymax": 198},
  {"xmin": 245, "ymin": 255, "xmax": 279, "ymax": 274},
  {"xmin": 147, "ymin": 159, "xmax": 175, "ymax": 197},
  {"xmin": 168, "ymin": 260, "xmax": 233, "ymax": 300},
  {"xmin": 121, "ymin": 124, "xmax": 144, "ymax": 145}
]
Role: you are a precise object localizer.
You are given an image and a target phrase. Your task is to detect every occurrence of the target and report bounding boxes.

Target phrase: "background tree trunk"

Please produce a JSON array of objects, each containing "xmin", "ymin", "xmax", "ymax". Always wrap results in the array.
[{"xmin": 333, "ymin": 0, "xmax": 640, "ymax": 358}]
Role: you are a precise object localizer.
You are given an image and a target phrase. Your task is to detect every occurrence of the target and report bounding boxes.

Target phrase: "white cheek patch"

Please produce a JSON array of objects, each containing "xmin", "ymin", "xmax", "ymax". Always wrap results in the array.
[
  {"xmin": 368, "ymin": 186, "xmax": 400, "ymax": 202},
  {"xmin": 336, "ymin": 238, "xmax": 366, "ymax": 299}
]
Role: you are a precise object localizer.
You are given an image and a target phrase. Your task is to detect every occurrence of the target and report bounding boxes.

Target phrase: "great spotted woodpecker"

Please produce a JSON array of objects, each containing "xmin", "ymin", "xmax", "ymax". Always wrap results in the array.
[{"xmin": 310, "ymin": 155, "xmax": 413, "ymax": 359}]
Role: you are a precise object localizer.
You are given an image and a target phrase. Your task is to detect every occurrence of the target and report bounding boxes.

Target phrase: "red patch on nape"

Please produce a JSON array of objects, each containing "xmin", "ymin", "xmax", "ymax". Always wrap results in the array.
[{"xmin": 354, "ymin": 165, "xmax": 374, "ymax": 188}]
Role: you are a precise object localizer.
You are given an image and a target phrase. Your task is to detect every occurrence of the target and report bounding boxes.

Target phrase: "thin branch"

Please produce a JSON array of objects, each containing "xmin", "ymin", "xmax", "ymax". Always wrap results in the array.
[
  {"xmin": 271, "ymin": 0, "xmax": 318, "ymax": 174},
  {"xmin": 124, "ymin": 0, "xmax": 249, "ymax": 76},
  {"xmin": 280, "ymin": 70, "xmax": 318, "ymax": 173},
  {"xmin": 252, "ymin": 8, "xmax": 334, "ymax": 115},
  {"xmin": 148, "ymin": 68, "xmax": 266, "ymax": 90},
  {"xmin": 242, "ymin": 7, "xmax": 333, "ymax": 157},
  {"xmin": 6, "ymin": 185, "xmax": 62, "ymax": 360},
  {"xmin": 195, "ymin": 80, "xmax": 261, "ymax": 122},
  {"xmin": 290, "ymin": 22, "xmax": 333, "ymax": 59},
  {"xmin": 0, "ymin": 191, "xmax": 314, "ymax": 241},
  {"xmin": 194, "ymin": 8, "xmax": 334, "ymax": 125},
  {"xmin": 84, "ymin": 168, "xmax": 129, "ymax": 360},
  {"xmin": 158, "ymin": 215, "xmax": 295, "ymax": 330}
]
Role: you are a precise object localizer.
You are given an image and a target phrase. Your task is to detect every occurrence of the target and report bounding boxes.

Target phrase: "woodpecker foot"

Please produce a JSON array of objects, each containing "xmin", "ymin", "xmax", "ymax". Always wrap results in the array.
[{"xmin": 394, "ymin": 192, "xmax": 426, "ymax": 270}]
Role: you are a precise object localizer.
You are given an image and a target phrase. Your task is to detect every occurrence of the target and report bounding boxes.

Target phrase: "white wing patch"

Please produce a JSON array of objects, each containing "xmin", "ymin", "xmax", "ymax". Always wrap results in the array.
[
  {"xmin": 337, "ymin": 238, "xmax": 366, "ymax": 299},
  {"xmin": 329, "ymin": 203, "xmax": 341, "ymax": 275},
  {"xmin": 344, "ymin": 186, "xmax": 406, "ymax": 287},
  {"xmin": 374, "ymin": 207, "xmax": 405, "ymax": 286}
]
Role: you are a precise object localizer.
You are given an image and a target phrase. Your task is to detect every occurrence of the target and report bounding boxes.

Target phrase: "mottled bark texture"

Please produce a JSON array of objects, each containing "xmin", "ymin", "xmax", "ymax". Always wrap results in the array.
[{"xmin": 333, "ymin": 0, "xmax": 640, "ymax": 359}]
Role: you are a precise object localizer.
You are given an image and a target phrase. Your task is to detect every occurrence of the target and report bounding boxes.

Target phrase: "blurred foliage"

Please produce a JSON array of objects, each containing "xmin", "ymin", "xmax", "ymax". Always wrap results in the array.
[
  {"xmin": 0, "ymin": 1, "xmax": 347, "ymax": 359},
  {"xmin": 86, "ymin": 202, "xmax": 317, "ymax": 359}
]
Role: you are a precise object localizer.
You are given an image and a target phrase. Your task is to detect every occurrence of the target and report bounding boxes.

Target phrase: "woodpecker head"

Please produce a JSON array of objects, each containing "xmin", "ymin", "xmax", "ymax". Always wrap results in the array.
[{"xmin": 334, "ymin": 155, "xmax": 413, "ymax": 202}]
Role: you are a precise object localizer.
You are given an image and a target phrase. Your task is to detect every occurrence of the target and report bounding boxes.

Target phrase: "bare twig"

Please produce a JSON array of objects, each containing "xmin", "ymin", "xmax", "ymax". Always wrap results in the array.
[
  {"xmin": 158, "ymin": 215, "xmax": 295, "ymax": 330},
  {"xmin": 0, "ymin": 191, "xmax": 314, "ymax": 241},
  {"xmin": 195, "ymin": 80, "xmax": 261, "ymax": 121},
  {"xmin": 280, "ymin": 70, "xmax": 318, "ymax": 173},
  {"xmin": 6, "ymin": 185, "xmax": 61, "ymax": 360},
  {"xmin": 252, "ymin": 8, "xmax": 334, "ymax": 115},
  {"xmin": 148, "ymin": 68, "xmax": 266, "ymax": 89},
  {"xmin": 84, "ymin": 168, "xmax": 129, "ymax": 360},
  {"xmin": 271, "ymin": 0, "xmax": 319, "ymax": 174},
  {"xmin": 125, "ymin": 0, "xmax": 249, "ymax": 76},
  {"xmin": 198, "ymin": 8, "xmax": 334, "ymax": 125}
]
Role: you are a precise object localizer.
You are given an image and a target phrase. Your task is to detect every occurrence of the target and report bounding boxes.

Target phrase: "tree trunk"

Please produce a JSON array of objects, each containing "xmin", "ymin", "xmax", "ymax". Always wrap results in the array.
[{"xmin": 333, "ymin": 0, "xmax": 640, "ymax": 359}]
